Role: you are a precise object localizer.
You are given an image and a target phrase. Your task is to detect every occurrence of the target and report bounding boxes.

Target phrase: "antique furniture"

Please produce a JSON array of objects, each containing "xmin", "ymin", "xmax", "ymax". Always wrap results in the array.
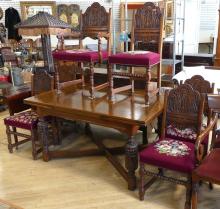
[
  {"xmin": 176, "ymin": 54, "xmax": 214, "ymax": 67},
  {"xmin": 138, "ymin": 84, "xmax": 217, "ymax": 209},
  {"xmin": 53, "ymin": 2, "xmax": 111, "ymax": 98},
  {"xmin": 214, "ymin": 9, "xmax": 220, "ymax": 66},
  {"xmin": 182, "ymin": 75, "xmax": 215, "ymax": 156},
  {"xmin": 16, "ymin": 12, "xmax": 71, "ymax": 73},
  {"xmin": 0, "ymin": 47, "xmax": 19, "ymax": 67},
  {"xmin": 108, "ymin": 2, "xmax": 163, "ymax": 106},
  {"xmin": 184, "ymin": 75, "xmax": 214, "ymax": 118},
  {"xmin": 20, "ymin": 1, "xmax": 56, "ymax": 20},
  {"xmin": 192, "ymin": 148, "xmax": 220, "ymax": 209},
  {"xmin": 173, "ymin": 66, "xmax": 220, "ymax": 93},
  {"xmin": 207, "ymin": 93, "xmax": 220, "ymax": 148},
  {"xmin": 4, "ymin": 70, "xmax": 54, "ymax": 159},
  {"xmin": 0, "ymin": 81, "xmax": 13, "ymax": 110},
  {"xmin": 24, "ymin": 88, "xmax": 164, "ymax": 190}
]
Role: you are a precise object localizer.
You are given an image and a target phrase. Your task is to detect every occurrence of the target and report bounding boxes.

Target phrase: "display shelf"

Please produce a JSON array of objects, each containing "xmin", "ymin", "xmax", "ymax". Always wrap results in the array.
[{"xmin": 164, "ymin": 0, "xmax": 186, "ymax": 76}]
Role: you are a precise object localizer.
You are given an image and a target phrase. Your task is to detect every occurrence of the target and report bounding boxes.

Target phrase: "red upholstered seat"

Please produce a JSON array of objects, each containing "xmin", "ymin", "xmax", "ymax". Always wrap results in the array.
[
  {"xmin": 53, "ymin": 50, "xmax": 108, "ymax": 63},
  {"xmin": 139, "ymin": 138, "xmax": 196, "ymax": 173},
  {"xmin": 108, "ymin": 51, "xmax": 160, "ymax": 67},
  {"xmin": 4, "ymin": 110, "xmax": 38, "ymax": 130},
  {"xmin": 193, "ymin": 148, "xmax": 220, "ymax": 182}
]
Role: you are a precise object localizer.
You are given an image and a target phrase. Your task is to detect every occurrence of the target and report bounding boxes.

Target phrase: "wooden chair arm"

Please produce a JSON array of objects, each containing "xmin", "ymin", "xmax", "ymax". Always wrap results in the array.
[{"xmin": 195, "ymin": 113, "xmax": 218, "ymax": 161}]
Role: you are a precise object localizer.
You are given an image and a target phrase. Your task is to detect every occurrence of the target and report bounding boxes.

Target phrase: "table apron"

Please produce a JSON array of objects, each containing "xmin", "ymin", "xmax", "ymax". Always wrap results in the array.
[{"xmin": 37, "ymin": 107, "xmax": 143, "ymax": 135}]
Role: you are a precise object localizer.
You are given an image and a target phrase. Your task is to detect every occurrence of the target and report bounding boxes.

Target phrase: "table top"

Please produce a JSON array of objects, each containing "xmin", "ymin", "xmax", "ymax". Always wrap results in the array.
[
  {"xmin": 3, "ymin": 84, "xmax": 31, "ymax": 99},
  {"xmin": 25, "ymin": 89, "xmax": 164, "ymax": 126}
]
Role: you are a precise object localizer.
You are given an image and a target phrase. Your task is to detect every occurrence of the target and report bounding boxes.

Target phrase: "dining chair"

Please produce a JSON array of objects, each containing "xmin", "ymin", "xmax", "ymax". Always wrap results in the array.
[
  {"xmin": 53, "ymin": 2, "xmax": 111, "ymax": 98},
  {"xmin": 108, "ymin": 2, "xmax": 163, "ymax": 105},
  {"xmin": 138, "ymin": 84, "xmax": 217, "ymax": 209},
  {"xmin": 181, "ymin": 75, "xmax": 215, "ymax": 155},
  {"xmin": 4, "ymin": 70, "xmax": 55, "ymax": 159},
  {"xmin": 191, "ymin": 148, "xmax": 220, "ymax": 209}
]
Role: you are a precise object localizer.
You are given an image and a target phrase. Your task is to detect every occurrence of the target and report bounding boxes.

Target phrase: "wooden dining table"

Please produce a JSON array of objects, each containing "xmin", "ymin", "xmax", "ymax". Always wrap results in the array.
[{"xmin": 24, "ymin": 88, "xmax": 164, "ymax": 190}]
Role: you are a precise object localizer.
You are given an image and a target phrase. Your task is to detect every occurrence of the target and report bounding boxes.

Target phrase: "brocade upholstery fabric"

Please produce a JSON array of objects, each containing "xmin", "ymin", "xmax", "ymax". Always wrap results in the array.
[
  {"xmin": 108, "ymin": 51, "xmax": 160, "ymax": 67},
  {"xmin": 139, "ymin": 138, "xmax": 196, "ymax": 173},
  {"xmin": 4, "ymin": 110, "xmax": 38, "ymax": 130},
  {"xmin": 193, "ymin": 148, "xmax": 220, "ymax": 182},
  {"xmin": 52, "ymin": 50, "xmax": 108, "ymax": 62},
  {"xmin": 166, "ymin": 125, "xmax": 209, "ymax": 146}
]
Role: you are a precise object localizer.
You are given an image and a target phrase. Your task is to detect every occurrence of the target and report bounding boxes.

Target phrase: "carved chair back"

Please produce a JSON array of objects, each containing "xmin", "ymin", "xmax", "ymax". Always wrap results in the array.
[
  {"xmin": 31, "ymin": 70, "xmax": 54, "ymax": 96},
  {"xmin": 161, "ymin": 84, "xmax": 205, "ymax": 139},
  {"xmin": 81, "ymin": 2, "xmax": 111, "ymax": 55},
  {"xmin": 130, "ymin": 2, "xmax": 164, "ymax": 54},
  {"xmin": 184, "ymin": 75, "xmax": 214, "ymax": 121}
]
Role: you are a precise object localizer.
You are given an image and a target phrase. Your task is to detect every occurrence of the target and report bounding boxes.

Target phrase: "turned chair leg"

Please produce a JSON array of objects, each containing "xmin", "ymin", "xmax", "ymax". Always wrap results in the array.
[
  {"xmin": 6, "ymin": 125, "xmax": 13, "ymax": 153},
  {"xmin": 31, "ymin": 128, "xmax": 38, "ymax": 160},
  {"xmin": 12, "ymin": 127, "xmax": 18, "ymax": 150},
  {"xmin": 209, "ymin": 182, "xmax": 213, "ymax": 190},
  {"xmin": 192, "ymin": 182, "xmax": 198, "ymax": 209},
  {"xmin": 185, "ymin": 177, "xmax": 192, "ymax": 209},
  {"xmin": 139, "ymin": 163, "xmax": 145, "ymax": 201},
  {"xmin": 130, "ymin": 66, "xmax": 134, "ymax": 96},
  {"xmin": 89, "ymin": 63, "xmax": 95, "ymax": 99},
  {"xmin": 51, "ymin": 117, "xmax": 60, "ymax": 145},
  {"xmin": 79, "ymin": 62, "xmax": 85, "ymax": 88}
]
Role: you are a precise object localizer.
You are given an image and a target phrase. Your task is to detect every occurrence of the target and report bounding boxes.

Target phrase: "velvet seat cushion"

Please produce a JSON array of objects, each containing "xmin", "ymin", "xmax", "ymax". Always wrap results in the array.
[
  {"xmin": 166, "ymin": 125, "xmax": 209, "ymax": 146},
  {"xmin": 193, "ymin": 148, "xmax": 220, "ymax": 182},
  {"xmin": 108, "ymin": 51, "xmax": 160, "ymax": 67},
  {"xmin": 139, "ymin": 138, "xmax": 196, "ymax": 173},
  {"xmin": 53, "ymin": 50, "xmax": 108, "ymax": 62},
  {"xmin": 4, "ymin": 110, "xmax": 38, "ymax": 130}
]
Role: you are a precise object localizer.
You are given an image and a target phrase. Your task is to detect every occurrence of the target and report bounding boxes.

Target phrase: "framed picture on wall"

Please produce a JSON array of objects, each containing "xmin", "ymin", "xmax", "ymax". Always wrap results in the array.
[
  {"xmin": 166, "ymin": 1, "xmax": 173, "ymax": 22},
  {"xmin": 20, "ymin": 1, "xmax": 56, "ymax": 20},
  {"xmin": 57, "ymin": 4, "xmax": 80, "ymax": 32}
]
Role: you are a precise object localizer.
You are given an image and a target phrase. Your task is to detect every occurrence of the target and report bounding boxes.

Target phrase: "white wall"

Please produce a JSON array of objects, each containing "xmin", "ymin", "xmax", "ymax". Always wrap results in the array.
[
  {"xmin": 0, "ymin": 0, "xmax": 120, "ymax": 48},
  {"xmin": 184, "ymin": 0, "xmax": 201, "ymax": 54}
]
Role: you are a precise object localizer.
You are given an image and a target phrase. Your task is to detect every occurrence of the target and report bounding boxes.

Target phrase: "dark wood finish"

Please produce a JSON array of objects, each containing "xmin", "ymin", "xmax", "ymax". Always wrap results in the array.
[
  {"xmin": 0, "ymin": 47, "xmax": 19, "ymax": 67},
  {"xmin": 184, "ymin": 75, "xmax": 214, "ymax": 124},
  {"xmin": 31, "ymin": 70, "xmax": 54, "ymax": 96},
  {"xmin": 192, "ymin": 148, "xmax": 220, "ymax": 209},
  {"xmin": 55, "ymin": 2, "xmax": 111, "ymax": 98},
  {"xmin": 5, "ymin": 70, "xmax": 55, "ymax": 160},
  {"xmin": 24, "ymin": 88, "xmax": 164, "ymax": 190},
  {"xmin": 207, "ymin": 94, "xmax": 220, "ymax": 149},
  {"xmin": 177, "ymin": 54, "xmax": 214, "ymax": 67},
  {"xmin": 139, "ymin": 84, "xmax": 218, "ymax": 209},
  {"xmin": 5, "ymin": 86, "xmax": 31, "ymax": 116},
  {"xmin": 108, "ymin": 2, "xmax": 163, "ymax": 106},
  {"xmin": 214, "ymin": 10, "xmax": 220, "ymax": 66}
]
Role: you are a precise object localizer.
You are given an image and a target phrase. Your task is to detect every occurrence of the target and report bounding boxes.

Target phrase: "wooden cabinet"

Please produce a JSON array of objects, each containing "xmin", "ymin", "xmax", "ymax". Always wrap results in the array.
[{"xmin": 215, "ymin": 10, "xmax": 220, "ymax": 66}]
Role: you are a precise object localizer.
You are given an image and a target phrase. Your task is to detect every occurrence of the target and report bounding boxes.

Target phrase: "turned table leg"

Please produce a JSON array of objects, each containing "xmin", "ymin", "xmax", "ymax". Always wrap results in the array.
[
  {"xmin": 125, "ymin": 135, "xmax": 138, "ymax": 190},
  {"xmin": 38, "ymin": 117, "xmax": 50, "ymax": 162}
]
